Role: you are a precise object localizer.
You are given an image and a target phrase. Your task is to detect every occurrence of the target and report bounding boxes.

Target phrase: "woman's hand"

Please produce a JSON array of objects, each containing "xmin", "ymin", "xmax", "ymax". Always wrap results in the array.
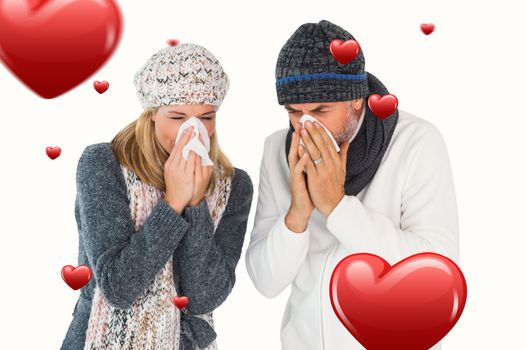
[
  {"xmin": 164, "ymin": 126, "xmax": 196, "ymax": 214},
  {"xmin": 189, "ymin": 141, "xmax": 214, "ymax": 207}
]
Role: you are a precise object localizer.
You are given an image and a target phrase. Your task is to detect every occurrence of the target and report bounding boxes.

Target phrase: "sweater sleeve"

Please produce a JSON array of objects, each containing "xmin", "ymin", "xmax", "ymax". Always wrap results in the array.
[
  {"xmin": 176, "ymin": 168, "xmax": 253, "ymax": 315},
  {"xmin": 245, "ymin": 136, "xmax": 311, "ymax": 299},
  {"xmin": 326, "ymin": 125, "xmax": 460, "ymax": 265},
  {"xmin": 76, "ymin": 143, "xmax": 191, "ymax": 309}
]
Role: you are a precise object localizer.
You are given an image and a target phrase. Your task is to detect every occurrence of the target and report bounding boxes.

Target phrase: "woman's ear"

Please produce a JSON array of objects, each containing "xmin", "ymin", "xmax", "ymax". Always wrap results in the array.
[{"xmin": 150, "ymin": 108, "xmax": 158, "ymax": 122}]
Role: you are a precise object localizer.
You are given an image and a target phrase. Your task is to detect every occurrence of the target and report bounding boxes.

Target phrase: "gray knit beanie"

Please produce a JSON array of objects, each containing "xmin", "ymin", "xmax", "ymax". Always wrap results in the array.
[
  {"xmin": 134, "ymin": 43, "xmax": 230, "ymax": 109},
  {"xmin": 275, "ymin": 20, "xmax": 369, "ymax": 105}
]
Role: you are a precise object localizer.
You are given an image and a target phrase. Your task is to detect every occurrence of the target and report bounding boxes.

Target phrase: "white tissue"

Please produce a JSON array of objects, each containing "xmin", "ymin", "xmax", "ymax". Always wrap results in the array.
[
  {"xmin": 174, "ymin": 117, "xmax": 214, "ymax": 166},
  {"xmin": 298, "ymin": 115, "xmax": 340, "ymax": 152}
]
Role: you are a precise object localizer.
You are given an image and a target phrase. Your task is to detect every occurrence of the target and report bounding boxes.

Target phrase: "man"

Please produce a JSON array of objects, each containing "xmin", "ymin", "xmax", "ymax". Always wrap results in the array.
[{"xmin": 245, "ymin": 20, "xmax": 459, "ymax": 350}]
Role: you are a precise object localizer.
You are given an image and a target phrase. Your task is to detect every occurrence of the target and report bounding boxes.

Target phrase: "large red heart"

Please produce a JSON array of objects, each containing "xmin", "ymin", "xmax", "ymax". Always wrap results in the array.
[
  {"xmin": 329, "ymin": 39, "xmax": 360, "ymax": 65},
  {"xmin": 367, "ymin": 93, "xmax": 398, "ymax": 120},
  {"xmin": 172, "ymin": 296, "xmax": 190, "ymax": 310},
  {"xmin": 0, "ymin": 0, "xmax": 123, "ymax": 98},
  {"xmin": 61, "ymin": 265, "xmax": 92, "ymax": 290},
  {"xmin": 330, "ymin": 253, "xmax": 467, "ymax": 350}
]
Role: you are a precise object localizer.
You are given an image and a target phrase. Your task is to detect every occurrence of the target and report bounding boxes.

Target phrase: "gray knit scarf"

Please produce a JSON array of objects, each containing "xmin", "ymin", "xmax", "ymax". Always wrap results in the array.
[{"xmin": 285, "ymin": 72, "xmax": 399, "ymax": 196}]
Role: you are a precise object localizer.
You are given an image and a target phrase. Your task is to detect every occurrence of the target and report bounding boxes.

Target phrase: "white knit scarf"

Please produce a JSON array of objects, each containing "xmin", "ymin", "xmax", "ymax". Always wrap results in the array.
[{"xmin": 83, "ymin": 163, "xmax": 232, "ymax": 350}]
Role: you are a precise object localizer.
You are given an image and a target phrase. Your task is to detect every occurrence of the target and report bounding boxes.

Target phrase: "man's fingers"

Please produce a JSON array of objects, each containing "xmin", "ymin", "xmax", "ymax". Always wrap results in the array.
[
  {"xmin": 302, "ymin": 149, "xmax": 317, "ymax": 176},
  {"xmin": 298, "ymin": 144, "xmax": 305, "ymax": 158},
  {"xmin": 300, "ymin": 125, "xmax": 322, "ymax": 163},
  {"xmin": 306, "ymin": 121, "xmax": 336, "ymax": 165},
  {"xmin": 305, "ymin": 121, "xmax": 328, "ymax": 151},
  {"xmin": 292, "ymin": 148, "xmax": 307, "ymax": 177},
  {"xmin": 288, "ymin": 128, "xmax": 300, "ymax": 168},
  {"xmin": 315, "ymin": 122, "xmax": 338, "ymax": 161}
]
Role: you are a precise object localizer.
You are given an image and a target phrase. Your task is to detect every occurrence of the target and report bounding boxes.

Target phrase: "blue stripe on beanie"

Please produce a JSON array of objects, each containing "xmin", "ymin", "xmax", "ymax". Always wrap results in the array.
[{"xmin": 276, "ymin": 72, "xmax": 368, "ymax": 87}]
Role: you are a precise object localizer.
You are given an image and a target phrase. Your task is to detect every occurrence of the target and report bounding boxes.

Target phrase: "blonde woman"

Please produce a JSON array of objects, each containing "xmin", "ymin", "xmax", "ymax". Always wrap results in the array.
[{"xmin": 61, "ymin": 43, "xmax": 253, "ymax": 350}]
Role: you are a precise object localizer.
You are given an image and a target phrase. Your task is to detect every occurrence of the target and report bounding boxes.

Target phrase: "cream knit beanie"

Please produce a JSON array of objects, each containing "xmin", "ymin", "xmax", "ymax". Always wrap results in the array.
[{"xmin": 133, "ymin": 43, "xmax": 230, "ymax": 109}]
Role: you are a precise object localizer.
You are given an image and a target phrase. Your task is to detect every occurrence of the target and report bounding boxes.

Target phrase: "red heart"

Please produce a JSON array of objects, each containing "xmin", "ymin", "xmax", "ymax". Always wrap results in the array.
[
  {"xmin": 0, "ymin": 0, "xmax": 123, "ymax": 99},
  {"xmin": 93, "ymin": 80, "xmax": 109, "ymax": 94},
  {"xmin": 330, "ymin": 253, "xmax": 467, "ymax": 350},
  {"xmin": 171, "ymin": 296, "xmax": 190, "ymax": 309},
  {"xmin": 167, "ymin": 39, "xmax": 179, "ymax": 46},
  {"xmin": 329, "ymin": 39, "xmax": 360, "ymax": 65},
  {"xmin": 367, "ymin": 93, "xmax": 398, "ymax": 120},
  {"xmin": 46, "ymin": 146, "xmax": 61, "ymax": 159},
  {"xmin": 421, "ymin": 23, "xmax": 435, "ymax": 35},
  {"xmin": 61, "ymin": 265, "xmax": 92, "ymax": 290}
]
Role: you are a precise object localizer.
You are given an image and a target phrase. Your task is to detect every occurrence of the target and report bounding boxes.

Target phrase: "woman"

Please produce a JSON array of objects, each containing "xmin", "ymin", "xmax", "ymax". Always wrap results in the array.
[{"xmin": 61, "ymin": 43, "xmax": 253, "ymax": 350}]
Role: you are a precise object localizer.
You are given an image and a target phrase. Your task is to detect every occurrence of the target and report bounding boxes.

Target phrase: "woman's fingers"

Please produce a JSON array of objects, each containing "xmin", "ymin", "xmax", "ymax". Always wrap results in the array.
[
  {"xmin": 194, "ymin": 154, "xmax": 202, "ymax": 185},
  {"xmin": 185, "ymin": 150, "xmax": 197, "ymax": 175},
  {"xmin": 173, "ymin": 127, "xmax": 195, "ymax": 166},
  {"xmin": 167, "ymin": 130, "xmax": 185, "ymax": 167}
]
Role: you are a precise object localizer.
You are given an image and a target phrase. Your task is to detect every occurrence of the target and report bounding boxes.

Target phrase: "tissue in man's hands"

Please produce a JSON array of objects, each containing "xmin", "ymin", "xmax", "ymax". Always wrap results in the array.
[
  {"xmin": 298, "ymin": 115, "xmax": 340, "ymax": 152},
  {"xmin": 174, "ymin": 117, "xmax": 214, "ymax": 166}
]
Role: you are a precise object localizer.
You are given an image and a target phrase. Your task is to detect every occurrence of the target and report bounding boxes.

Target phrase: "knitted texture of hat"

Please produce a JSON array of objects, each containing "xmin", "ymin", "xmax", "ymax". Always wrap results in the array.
[
  {"xmin": 275, "ymin": 20, "xmax": 369, "ymax": 105},
  {"xmin": 134, "ymin": 43, "xmax": 230, "ymax": 109}
]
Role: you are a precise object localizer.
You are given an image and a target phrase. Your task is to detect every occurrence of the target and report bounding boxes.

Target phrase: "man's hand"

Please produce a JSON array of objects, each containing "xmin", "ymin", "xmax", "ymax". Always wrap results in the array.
[
  {"xmin": 285, "ymin": 123, "xmax": 314, "ymax": 233},
  {"xmin": 300, "ymin": 120, "xmax": 350, "ymax": 217}
]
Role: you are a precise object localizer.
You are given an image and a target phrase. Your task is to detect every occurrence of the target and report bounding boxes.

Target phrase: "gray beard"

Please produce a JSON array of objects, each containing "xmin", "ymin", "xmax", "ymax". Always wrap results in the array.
[{"xmin": 334, "ymin": 108, "xmax": 360, "ymax": 145}]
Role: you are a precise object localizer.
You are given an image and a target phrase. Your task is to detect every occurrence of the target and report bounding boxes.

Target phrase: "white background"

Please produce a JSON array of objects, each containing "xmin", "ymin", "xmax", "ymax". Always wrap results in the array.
[{"xmin": 1, "ymin": 0, "xmax": 524, "ymax": 348}]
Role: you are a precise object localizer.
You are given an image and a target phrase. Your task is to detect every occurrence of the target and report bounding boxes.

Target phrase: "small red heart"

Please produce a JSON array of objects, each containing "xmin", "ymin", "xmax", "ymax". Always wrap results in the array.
[
  {"xmin": 367, "ymin": 93, "xmax": 398, "ymax": 120},
  {"xmin": 93, "ymin": 80, "xmax": 109, "ymax": 94},
  {"xmin": 172, "ymin": 296, "xmax": 189, "ymax": 309},
  {"xmin": 330, "ymin": 253, "xmax": 467, "ymax": 350},
  {"xmin": 167, "ymin": 39, "xmax": 179, "ymax": 46},
  {"xmin": 421, "ymin": 23, "xmax": 435, "ymax": 35},
  {"xmin": 0, "ymin": 0, "xmax": 123, "ymax": 98},
  {"xmin": 61, "ymin": 265, "xmax": 92, "ymax": 290},
  {"xmin": 329, "ymin": 39, "xmax": 360, "ymax": 65},
  {"xmin": 46, "ymin": 146, "xmax": 61, "ymax": 159}
]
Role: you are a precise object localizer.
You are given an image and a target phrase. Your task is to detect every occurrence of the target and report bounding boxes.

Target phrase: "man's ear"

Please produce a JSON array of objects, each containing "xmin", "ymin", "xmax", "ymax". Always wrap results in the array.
[{"xmin": 351, "ymin": 98, "xmax": 364, "ymax": 113}]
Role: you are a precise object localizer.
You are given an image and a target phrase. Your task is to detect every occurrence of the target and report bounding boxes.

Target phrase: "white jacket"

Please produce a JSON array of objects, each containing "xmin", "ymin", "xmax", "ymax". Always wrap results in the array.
[{"xmin": 245, "ymin": 110, "xmax": 460, "ymax": 350}]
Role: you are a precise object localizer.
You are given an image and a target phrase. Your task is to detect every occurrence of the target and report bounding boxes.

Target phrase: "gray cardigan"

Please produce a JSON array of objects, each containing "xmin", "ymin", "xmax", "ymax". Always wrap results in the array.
[{"xmin": 60, "ymin": 142, "xmax": 253, "ymax": 350}]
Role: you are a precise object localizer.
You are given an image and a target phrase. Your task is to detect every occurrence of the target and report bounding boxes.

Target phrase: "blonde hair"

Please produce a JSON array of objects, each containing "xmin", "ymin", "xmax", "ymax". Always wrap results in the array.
[{"xmin": 111, "ymin": 108, "xmax": 234, "ymax": 196}]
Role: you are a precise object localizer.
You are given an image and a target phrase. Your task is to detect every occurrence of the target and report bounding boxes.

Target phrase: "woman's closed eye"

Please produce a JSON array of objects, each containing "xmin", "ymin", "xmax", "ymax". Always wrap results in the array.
[
  {"xmin": 169, "ymin": 114, "xmax": 215, "ymax": 120},
  {"xmin": 198, "ymin": 113, "xmax": 216, "ymax": 120}
]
